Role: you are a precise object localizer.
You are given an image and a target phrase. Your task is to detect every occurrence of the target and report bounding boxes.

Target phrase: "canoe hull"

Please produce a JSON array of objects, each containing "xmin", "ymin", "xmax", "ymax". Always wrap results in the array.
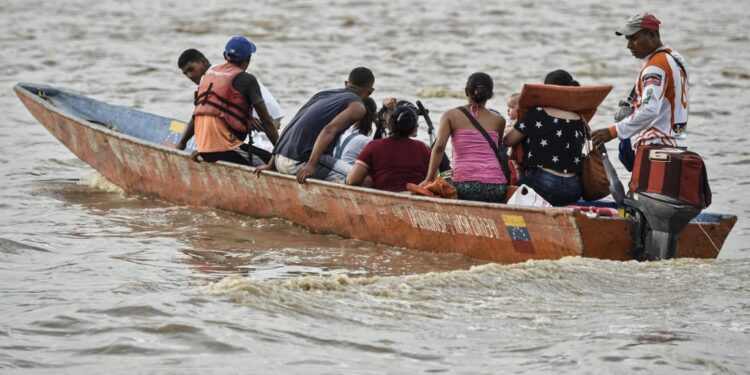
[{"xmin": 15, "ymin": 84, "xmax": 737, "ymax": 263}]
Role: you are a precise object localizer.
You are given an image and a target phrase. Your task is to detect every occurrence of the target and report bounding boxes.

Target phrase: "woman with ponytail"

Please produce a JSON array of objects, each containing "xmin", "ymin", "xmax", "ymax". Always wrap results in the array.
[
  {"xmin": 421, "ymin": 72, "xmax": 508, "ymax": 203},
  {"xmin": 346, "ymin": 101, "xmax": 431, "ymax": 191}
]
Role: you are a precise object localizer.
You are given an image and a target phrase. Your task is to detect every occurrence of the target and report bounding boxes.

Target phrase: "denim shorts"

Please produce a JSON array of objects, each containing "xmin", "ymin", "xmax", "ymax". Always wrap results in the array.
[{"xmin": 517, "ymin": 168, "xmax": 582, "ymax": 206}]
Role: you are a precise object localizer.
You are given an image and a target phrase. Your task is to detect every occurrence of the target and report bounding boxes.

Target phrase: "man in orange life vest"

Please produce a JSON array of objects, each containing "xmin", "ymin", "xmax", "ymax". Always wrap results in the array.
[
  {"xmin": 592, "ymin": 13, "xmax": 689, "ymax": 160},
  {"xmin": 176, "ymin": 48, "xmax": 282, "ymax": 161},
  {"xmin": 178, "ymin": 36, "xmax": 279, "ymax": 166}
]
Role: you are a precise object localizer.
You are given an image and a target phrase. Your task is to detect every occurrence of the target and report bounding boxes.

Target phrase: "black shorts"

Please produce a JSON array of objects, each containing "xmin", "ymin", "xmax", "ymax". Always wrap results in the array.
[{"xmin": 200, "ymin": 143, "xmax": 270, "ymax": 166}]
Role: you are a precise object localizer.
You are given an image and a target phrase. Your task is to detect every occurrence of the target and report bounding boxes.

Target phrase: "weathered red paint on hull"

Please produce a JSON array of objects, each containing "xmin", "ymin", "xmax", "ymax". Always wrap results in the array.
[{"xmin": 15, "ymin": 86, "xmax": 736, "ymax": 263}]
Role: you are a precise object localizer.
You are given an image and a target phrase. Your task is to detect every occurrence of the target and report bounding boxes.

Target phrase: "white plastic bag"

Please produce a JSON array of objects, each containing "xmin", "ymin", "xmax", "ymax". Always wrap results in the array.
[{"xmin": 506, "ymin": 184, "xmax": 552, "ymax": 208}]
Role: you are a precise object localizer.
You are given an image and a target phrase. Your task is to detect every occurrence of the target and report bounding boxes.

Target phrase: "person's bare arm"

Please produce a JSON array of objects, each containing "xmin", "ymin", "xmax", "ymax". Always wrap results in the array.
[
  {"xmin": 253, "ymin": 102, "xmax": 279, "ymax": 145},
  {"xmin": 503, "ymin": 128, "xmax": 525, "ymax": 147},
  {"xmin": 496, "ymin": 115, "xmax": 506, "ymax": 139},
  {"xmin": 176, "ymin": 117, "xmax": 195, "ymax": 150},
  {"xmin": 296, "ymin": 101, "xmax": 366, "ymax": 183},
  {"xmin": 254, "ymin": 154, "xmax": 276, "ymax": 177},
  {"xmin": 346, "ymin": 161, "xmax": 369, "ymax": 186},
  {"xmin": 592, "ymin": 127, "xmax": 616, "ymax": 148},
  {"xmin": 421, "ymin": 111, "xmax": 452, "ymax": 185}
]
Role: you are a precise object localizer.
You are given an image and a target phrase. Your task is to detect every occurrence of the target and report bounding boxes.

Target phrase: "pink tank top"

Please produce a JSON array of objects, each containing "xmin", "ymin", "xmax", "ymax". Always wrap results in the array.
[{"xmin": 451, "ymin": 129, "xmax": 506, "ymax": 184}]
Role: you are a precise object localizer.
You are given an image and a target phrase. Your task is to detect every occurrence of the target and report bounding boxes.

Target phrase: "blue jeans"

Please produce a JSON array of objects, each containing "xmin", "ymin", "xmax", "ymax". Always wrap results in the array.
[
  {"xmin": 618, "ymin": 138, "xmax": 635, "ymax": 172},
  {"xmin": 518, "ymin": 168, "xmax": 582, "ymax": 206}
]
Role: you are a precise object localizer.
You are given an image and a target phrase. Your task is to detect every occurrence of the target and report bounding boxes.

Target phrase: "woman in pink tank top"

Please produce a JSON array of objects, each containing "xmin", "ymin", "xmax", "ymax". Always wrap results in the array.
[{"xmin": 421, "ymin": 73, "xmax": 508, "ymax": 203}]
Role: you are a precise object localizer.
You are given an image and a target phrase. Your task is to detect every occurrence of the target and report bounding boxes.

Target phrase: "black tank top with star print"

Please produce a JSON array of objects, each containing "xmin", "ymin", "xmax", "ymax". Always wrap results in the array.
[{"xmin": 513, "ymin": 107, "xmax": 586, "ymax": 174}]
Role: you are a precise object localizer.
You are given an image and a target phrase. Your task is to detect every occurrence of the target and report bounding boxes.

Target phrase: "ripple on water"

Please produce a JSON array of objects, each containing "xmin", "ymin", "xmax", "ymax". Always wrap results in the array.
[
  {"xmin": 723, "ymin": 159, "xmax": 750, "ymax": 165},
  {"xmin": 112, "ymin": 281, "xmax": 163, "ymax": 295},
  {"xmin": 86, "ymin": 305, "xmax": 173, "ymax": 318},
  {"xmin": 75, "ymin": 344, "xmax": 164, "ymax": 356},
  {"xmin": 282, "ymin": 330, "xmax": 443, "ymax": 361},
  {"xmin": 126, "ymin": 67, "xmax": 159, "ymax": 76},
  {"xmin": 133, "ymin": 323, "xmax": 201, "ymax": 335},
  {"xmin": 721, "ymin": 70, "xmax": 750, "ymax": 80},
  {"xmin": 33, "ymin": 315, "xmax": 89, "ymax": 330},
  {"xmin": 0, "ymin": 237, "xmax": 51, "ymax": 255}
]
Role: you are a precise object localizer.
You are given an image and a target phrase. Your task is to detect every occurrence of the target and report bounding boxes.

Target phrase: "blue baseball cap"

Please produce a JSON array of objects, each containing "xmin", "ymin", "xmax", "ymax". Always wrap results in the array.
[{"xmin": 224, "ymin": 36, "xmax": 257, "ymax": 61}]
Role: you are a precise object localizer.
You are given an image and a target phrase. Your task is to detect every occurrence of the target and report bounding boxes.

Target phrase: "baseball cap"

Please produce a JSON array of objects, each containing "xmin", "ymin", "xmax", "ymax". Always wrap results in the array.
[
  {"xmin": 224, "ymin": 36, "xmax": 257, "ymax": 61},
  {"xmin": 615, "ymin": 12, "xmax": 661, "ymax": 36}
]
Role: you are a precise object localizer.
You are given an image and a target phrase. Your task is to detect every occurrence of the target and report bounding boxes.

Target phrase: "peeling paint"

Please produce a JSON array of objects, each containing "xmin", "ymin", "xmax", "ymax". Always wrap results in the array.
[
  {"xmin": 109, "ymin": 138, "xmax": 126, "ymax": 166},
  {"xmin": 169, "ymin": 120, "xmax": 186, "ymax": 133},
  {"xmin": 347, "ymin": 191, "xmax": 362, "ymax": 216},
  {"xmin": 175, "ymin": 154, "xmax": 193, "ymax": 188},
  {"xmin": 87, "ymin": 130, "xmax": 100, "ymax": 154}
]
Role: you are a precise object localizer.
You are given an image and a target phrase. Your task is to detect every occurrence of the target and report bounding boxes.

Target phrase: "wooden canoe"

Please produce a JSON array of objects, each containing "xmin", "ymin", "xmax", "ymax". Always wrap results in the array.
[{"xmin": 14, "ymin": 83, "xmax": 737, "ymax": 263}]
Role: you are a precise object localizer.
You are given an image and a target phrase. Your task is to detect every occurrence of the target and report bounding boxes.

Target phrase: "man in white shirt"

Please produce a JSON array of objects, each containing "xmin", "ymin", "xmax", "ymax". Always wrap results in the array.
[{"xmin": 592, "ymin": 12, "xmax": 689, "ymax": 157}]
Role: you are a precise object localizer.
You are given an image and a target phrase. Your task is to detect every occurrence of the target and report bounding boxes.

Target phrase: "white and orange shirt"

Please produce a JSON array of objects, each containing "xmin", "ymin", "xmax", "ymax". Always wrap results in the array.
[{"xmin": 615, "ymin": 47, "xmax": 689, "ymax": 148}]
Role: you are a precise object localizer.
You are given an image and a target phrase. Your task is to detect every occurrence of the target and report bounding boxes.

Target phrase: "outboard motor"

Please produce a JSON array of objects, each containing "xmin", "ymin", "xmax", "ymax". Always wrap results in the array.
[
  {"xmin": 625, "ymin": 193, "xmax": 701, "ymax": 260},
  {"xmin": 624, "ymin": 145, "xmax": 712, "ymax": 261},
  {"xmin": 597, "ymin": 144, "xmax": 711, "ymax": 261}
]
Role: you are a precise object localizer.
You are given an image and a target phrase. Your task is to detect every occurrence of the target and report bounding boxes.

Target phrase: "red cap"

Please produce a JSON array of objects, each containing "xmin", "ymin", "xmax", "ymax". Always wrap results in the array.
[
  {"xmin": 615, "ymin": 12, "xmax": 661, "ymax": 36},
  {"xmin": 640, "ymin": 13, "xmax": 661, "ymax": 31}
]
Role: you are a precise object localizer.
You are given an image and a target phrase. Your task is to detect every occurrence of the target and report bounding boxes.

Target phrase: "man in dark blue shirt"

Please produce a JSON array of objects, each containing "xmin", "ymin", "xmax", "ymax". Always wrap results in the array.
[{"xmin": 256, "ymin": 67, "xmax": 375, "ymax": 183}]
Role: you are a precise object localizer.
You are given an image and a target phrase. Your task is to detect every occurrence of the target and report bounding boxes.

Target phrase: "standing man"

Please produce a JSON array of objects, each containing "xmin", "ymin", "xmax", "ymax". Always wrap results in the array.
[
  {"xmin": 592, "ymin": 12, "xmax": 689, "ymax": 158},
  {"xmin": 176, "ymin": 37, "xmax": 279, "ymax": 165},
  {"xmin": 255, "ymin": 67, "xmax": 375, "ymax": 183}
]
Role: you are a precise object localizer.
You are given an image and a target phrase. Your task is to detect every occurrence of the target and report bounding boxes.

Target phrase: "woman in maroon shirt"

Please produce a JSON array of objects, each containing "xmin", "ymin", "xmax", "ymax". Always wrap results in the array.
[{"xmin": 346, "ymin": 103, "xmax": 431, "ymax": 192}]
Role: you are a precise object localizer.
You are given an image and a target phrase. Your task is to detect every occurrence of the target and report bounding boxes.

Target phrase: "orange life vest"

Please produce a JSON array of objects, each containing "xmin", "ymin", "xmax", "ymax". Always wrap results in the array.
[
  {"xmin": 193, "ymin": 63, "xmax": 251, "ymax": 135},
  {"xmin": 516, "ymin": 84, "xmax": 612, "ymax": 123}
]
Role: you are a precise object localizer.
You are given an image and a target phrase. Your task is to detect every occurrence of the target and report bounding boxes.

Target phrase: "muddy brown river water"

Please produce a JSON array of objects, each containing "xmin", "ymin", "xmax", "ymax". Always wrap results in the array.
[{"xmin": 1, "ymin": 0, "xmax": 749, "ymax": 373}]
